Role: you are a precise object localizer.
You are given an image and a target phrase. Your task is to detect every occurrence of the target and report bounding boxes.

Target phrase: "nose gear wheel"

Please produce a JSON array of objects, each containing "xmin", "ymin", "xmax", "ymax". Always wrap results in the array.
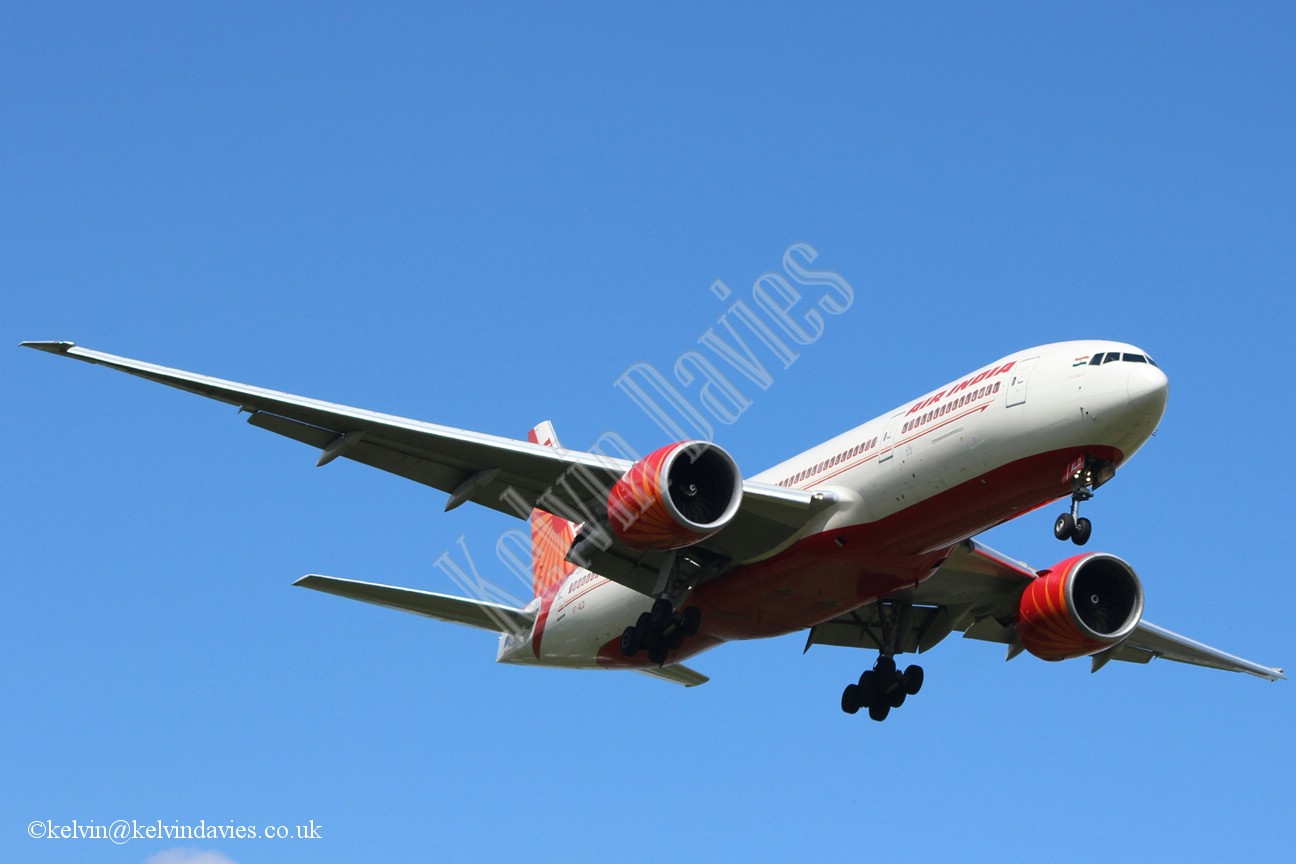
[{"xmin": 1054, "ymin": 457, "xmax": 1110, "ymax": 545}]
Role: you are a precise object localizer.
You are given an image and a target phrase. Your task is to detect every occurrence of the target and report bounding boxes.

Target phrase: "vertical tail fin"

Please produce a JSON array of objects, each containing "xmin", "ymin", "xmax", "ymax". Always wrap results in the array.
[{"xmin": 527, "ymin": 421, "xmax": 578, "ymax": 598}]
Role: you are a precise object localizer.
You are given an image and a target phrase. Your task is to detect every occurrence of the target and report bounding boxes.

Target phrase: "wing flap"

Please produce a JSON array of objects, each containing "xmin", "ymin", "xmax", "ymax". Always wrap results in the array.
[
  {"xmin": 295, "ymin": 574, "xmax": 533, "ymax": 635},
  {"xmin": 806, "ymin": 604, "xmax": 952, "ymax": 655}
]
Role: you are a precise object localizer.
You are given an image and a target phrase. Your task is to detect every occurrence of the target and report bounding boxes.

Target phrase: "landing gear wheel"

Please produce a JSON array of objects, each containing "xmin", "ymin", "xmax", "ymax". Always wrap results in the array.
[
  {"xmin": 868, "ymin": 701, "xmax": 891, "ymax": 722},
  {"xmin": 875, "ymin": 656, "xmax": 897, "ymax": 676},
  {"xmin": 680, "ymin": 606, "xmax": 702, "ymax": 637},
  {"xmin": 650, "ymin": 597, "xmax": 674, "ymax": 630},
  {"xmin": 619, "ymin": 626, "xmax": 639, "ymax": 657},
  {"xmin": 1054, "ymin": 513, "xmax": 1076, "ymax": 540},
  {"xmin": 889, "ymin": 689, "xmax": 907, "ymax": 709},
  {"xmin": 841, "ymin": 683, "xmax": 861, "ymax": 714},
  {"xmin": 635, "ymin": 612, "xmax": 654, "ymax": 643},
  {"xmin": 647, "ymin": 637, "xmax": 669, "ymax": 665},
  {"xmin": 857, "ymin": 670, "xmax": 877, "ymax": 703},
  {"xmin": 903, "ymin": 665, "xmax": 924, "ymax": 695},
  {"xmin": 1072, "ymin": 517, "xmax": 1092, "ymax": 546}
]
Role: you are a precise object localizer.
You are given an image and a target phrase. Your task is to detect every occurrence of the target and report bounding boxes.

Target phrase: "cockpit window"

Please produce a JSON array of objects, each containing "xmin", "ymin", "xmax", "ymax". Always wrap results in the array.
[{"xmin": 1090, "ymin": 350, "xmax": 1161, "ymax": 368}]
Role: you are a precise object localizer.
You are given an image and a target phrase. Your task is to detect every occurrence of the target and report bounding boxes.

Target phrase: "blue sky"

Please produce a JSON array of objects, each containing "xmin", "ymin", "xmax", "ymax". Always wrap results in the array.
[{"xmin": 5, "ymin": 3, "xmax": 1293, "ymax": 862}]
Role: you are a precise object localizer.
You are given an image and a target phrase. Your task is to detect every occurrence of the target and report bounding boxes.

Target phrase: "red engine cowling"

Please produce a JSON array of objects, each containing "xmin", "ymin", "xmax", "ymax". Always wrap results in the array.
[
  {"xmin": 1015, "ymin": 553, "xmax": 1144, "ymax": 661},
  {"xmin": 606, "ymin": 441, "xmax": 743, "ymax": 551}
]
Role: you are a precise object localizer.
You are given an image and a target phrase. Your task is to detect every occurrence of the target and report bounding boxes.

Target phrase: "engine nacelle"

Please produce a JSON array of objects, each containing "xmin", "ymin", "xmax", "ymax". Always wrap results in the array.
[
  {"xmin": 1015, "ymin": 553, "xmax": 1144, "ymax": 661},
  {"xmin": 606, "ymin": 441, "xmax": 743, "ymax": 551}
]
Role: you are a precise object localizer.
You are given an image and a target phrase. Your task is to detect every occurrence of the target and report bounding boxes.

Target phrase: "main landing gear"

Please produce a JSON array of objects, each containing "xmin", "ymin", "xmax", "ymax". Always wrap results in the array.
[
  {"xmin": 838, "ymin": 600, "xmax": 926, "ymax": 722},
  {"xmin": 840, "ymin": 655, "xmax": 924, "ymax": 722},
  {"xmin": 619, "ymin": 597, "xmax": 702, "ymax": 666},
  {"xmin": 1054, "ymin": 458, "xmax": 1104, "ymax": 546}
]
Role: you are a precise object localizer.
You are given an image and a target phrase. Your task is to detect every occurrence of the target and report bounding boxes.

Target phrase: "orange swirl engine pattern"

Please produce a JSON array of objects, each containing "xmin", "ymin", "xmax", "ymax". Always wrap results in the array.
[
  {"xmin": 606, "ymin": 441, "xmax": 743, "ymax": 552},
  {"xmin": 1015, "ymin": 553, "xmax": 1144, "ymax": 661}
]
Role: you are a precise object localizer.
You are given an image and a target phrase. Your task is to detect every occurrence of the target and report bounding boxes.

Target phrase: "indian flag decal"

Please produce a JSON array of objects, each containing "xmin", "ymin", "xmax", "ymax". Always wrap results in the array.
[{"xmin": 1073, "ymin": 356, "xmax": 1090, "ymax": 367}]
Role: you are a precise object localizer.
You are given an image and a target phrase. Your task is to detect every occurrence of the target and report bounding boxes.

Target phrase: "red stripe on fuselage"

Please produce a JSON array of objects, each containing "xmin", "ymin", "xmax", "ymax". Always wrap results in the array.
[{"xmin": 530, "ymin": 584, "xmax": 560, "ymax": 659}]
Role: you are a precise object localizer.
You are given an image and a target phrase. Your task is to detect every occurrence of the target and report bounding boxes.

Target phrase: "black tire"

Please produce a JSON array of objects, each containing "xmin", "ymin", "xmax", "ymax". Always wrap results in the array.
[
  {"xmin": 1054, "ymin": 513, "xmax": 1076, "ymax": 540},
  {"xmin": 857, "ymin": 670, "xmax": 877, "ymax": 705},
  {"xmin": 635, "ymin": 612, "xmax": 654, "ymax": 642},
  {"xmin": 889, "ymin": 689, "xmax": 907, "ymax": 709},
  {"xmin": 681, "ymin": 606, "xmax": 702, "ymax": 636},
  {"xmin": 903, "ymin": 665, "xmax": 924, "ymax": 695},
  {"xmin": 620, "ymin": 626, "xmax": 639, "ymax": 657},
  {"xmin": 650, "ymin": 597, "xmax": 673, "ymax": 630},
  {"xmin": 868, "ymin": 701, "xmax": 891, "ymax": 722},
  {"xmin": 1072, "ymin": 517, "xmax": 1093, "ymax": 546},
  {"xmin": 647, "ymin": 637, "xmax": 669, "ymax": 665},
  {"xmin": 841, "ymin": 683, "xmax": 861, "ymax": 714},
  {"xmin": 668, "ymin": 628, "xmax": 686, "ymax": 650}
]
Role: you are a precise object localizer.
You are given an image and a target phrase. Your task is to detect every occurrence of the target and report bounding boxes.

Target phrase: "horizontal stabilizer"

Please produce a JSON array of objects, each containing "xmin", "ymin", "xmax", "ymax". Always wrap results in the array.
[
  {"xmin": 635, "ymin": 664, "xmax": 709, "ymax": 687},
  {"xmin": 295, "ymin": 574, "xmax": 532, "ymax": 635}
]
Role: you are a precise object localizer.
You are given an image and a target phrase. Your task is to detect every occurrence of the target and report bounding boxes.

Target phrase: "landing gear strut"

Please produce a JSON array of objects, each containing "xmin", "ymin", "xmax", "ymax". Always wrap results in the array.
[
  {"xmin": 619, "ymin": 597, "xmax": 702, "ymax": 665},
  {"xmin": 840, "ymin": 655, "xmax": 924, "ymax": 722},
  {"xmin": 1054, "ymin": 458, "xmax": 1106, "ymax": 546},
  {"xmin": 838, "ymin": 600, "xmax": 924, "ymax": 722}
]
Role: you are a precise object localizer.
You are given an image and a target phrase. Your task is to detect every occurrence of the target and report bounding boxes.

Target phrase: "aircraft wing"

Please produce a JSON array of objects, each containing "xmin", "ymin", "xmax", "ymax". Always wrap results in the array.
[
  {"xmin": 22, "ymin": 342, "xmax": 835, "ymax": 595},
  {"xmin": 806, "ymin": 539, "xmax": 1285, "ymax": 681}
]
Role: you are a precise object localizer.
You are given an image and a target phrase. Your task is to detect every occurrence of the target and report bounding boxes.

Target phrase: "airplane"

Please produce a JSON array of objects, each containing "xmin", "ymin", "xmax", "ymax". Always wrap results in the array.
[{"xmin": 21, "ymin": 339, "xmax": 1283, "ymax": 721}]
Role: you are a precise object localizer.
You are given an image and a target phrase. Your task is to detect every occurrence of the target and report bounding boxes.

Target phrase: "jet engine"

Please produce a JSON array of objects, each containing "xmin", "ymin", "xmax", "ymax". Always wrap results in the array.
[
  {"xmin": 1015, "ymin": 553, "xmax": 1144, "ymax": 661},
  {"xmin": 606, "ymin": 441, "xmax": 743, "ymax": 551}
]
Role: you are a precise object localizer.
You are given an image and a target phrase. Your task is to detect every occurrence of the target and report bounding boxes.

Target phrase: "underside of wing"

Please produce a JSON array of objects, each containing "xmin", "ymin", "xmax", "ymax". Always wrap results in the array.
[
  {"xmin": 807, "ymin": 538, "xmax": 1284, "ymax": 681},
  {"xmin": 806, "ymin": 539, "xmax": 1033, "ymax": 654},
  {"xmin": 23, "ymin": 342, "xmax": 842, "ymax": 596},
  {"xmin": 1112, "ymin": 621, "xmax": 1284, "ymax": 680}
]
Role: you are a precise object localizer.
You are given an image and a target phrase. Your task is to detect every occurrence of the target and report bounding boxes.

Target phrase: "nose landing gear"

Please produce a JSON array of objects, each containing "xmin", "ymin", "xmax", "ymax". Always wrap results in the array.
[{"xmin": 1054, "ymin": 457, "xmax": 1111, "ymax": 546}]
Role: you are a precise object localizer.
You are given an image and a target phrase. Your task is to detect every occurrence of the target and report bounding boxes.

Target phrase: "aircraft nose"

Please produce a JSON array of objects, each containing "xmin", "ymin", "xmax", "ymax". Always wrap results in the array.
[{"xmin": 1126, "ymin": 362, "xmax": 1169, "ymax": 421}]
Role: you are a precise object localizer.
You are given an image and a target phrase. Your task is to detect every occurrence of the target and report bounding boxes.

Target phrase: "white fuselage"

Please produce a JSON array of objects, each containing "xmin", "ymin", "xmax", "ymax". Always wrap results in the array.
[{"xmin": 500, "ymin": 340, "xmax": 1169, "ymax": 671}]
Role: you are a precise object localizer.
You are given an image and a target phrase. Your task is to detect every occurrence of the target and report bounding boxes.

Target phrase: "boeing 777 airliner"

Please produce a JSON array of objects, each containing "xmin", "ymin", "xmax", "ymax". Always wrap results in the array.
[{"xmin": 22, "ymin": 339, "xmax": 1282, "ymax": 721}]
